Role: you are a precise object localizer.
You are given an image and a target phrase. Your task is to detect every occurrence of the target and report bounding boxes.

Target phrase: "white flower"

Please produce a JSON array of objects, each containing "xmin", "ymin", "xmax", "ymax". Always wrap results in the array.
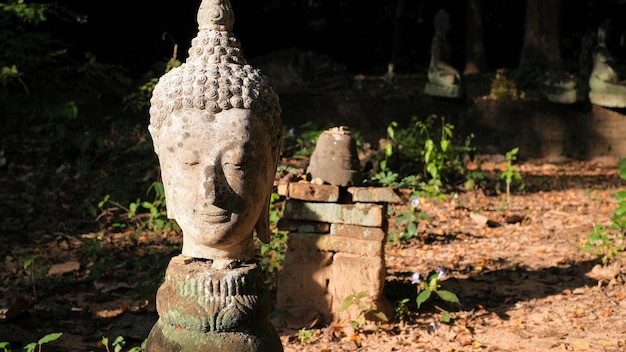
[
  {"xmin": 410, "ymin": 196, "xmax": 420, "ymax": 208},
  {"xmin": 436, "ymin": 266, "xmax": 446, "ymax": 279},
  {"xmin": 411, "ymin": 272, "xmax": 421, "ymax": 285}
]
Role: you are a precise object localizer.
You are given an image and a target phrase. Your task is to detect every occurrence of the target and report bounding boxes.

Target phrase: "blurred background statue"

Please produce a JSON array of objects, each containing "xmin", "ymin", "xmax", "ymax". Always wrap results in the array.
[{"xmin": 424, "ymin": 9, "xmax": 463, "ymax": 98}]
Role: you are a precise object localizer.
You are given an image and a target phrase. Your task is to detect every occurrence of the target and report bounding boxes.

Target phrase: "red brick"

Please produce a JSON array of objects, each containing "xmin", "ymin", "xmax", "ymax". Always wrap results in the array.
[
  {"xmin": 330, "ymin": 223, "xmax": 385, "ymax": 241},
  {"xmin": 277, "ymin": 219, "xmax": 330, "ymax": 233},
  {"xmin": 347, "ymin": 186, "xmax": 403, "ymax": 203},
  {"xmin": 284, "ymin": 201, "xmax": 385, "ymax": 227}
]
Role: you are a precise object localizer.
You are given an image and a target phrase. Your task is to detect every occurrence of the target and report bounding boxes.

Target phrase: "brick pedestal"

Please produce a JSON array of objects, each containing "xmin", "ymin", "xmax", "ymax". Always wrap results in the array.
[{"xmin": 275, "ymin": 183, "xmax": 401, "ymax": 327}]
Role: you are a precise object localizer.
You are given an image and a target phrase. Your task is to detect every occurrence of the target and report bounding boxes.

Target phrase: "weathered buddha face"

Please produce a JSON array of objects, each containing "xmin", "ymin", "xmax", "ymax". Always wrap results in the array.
[{"xmin": 156, "ymin": 108, "xmax": 274, "ymax": 260}]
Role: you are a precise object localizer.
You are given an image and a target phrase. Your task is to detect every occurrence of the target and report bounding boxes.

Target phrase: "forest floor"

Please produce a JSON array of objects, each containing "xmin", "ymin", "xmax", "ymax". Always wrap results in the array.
[
  {"xmin": 279, "ymin": 159, "xmax": 626, "ymax": 352},
  {"xmin": 1, "ymin": 71, "xmax": 626, "ymax": 351}
]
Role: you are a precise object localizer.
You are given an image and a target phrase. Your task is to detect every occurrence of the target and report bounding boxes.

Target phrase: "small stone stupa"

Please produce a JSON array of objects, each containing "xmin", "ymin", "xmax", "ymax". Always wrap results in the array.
[
  {"xmin": 145, "ymin": 0, "xmax": 283, "ymax": 350},
  {"xmin": 306, "ymin": 126, "xmax": 362, "ymax": 187}
]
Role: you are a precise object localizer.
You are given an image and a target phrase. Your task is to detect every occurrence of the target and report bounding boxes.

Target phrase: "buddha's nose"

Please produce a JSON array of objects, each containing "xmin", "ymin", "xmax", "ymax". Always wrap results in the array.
[{"xmin": 202, "ymin": 164, "xmax": 218, "ymax": 205}]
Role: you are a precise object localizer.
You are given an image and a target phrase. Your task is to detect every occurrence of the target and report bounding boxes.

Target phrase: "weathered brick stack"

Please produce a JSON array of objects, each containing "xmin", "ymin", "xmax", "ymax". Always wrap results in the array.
[{"xmin": 275, "ymin": 182, "xmax": 401, "ymax": 327}]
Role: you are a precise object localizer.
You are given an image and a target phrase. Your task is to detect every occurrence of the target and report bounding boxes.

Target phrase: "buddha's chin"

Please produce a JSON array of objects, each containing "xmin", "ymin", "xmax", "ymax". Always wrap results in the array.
[
  {"xmin": 181, "ymin": 228, "xmax": 255, "ymax": 261},
  {"xmin": 180, "ymin": 221, "xmax": 252, "ymax": 245}
]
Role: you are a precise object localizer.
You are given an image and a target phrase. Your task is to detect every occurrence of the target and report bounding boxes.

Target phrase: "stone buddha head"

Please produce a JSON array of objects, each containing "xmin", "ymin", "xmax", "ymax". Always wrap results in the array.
[{"xmin": 148, "ymin": 0, "xmax": 282, "ymax": 261}]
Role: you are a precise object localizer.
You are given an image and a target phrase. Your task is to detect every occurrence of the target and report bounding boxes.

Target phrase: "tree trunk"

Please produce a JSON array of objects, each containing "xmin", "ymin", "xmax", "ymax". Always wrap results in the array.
[
  {"xmin": 464, "ymin": 0, "xmax": 486, "ymax": 74},
  {"xmin": 518, "ymin": 0, "xmax": 562, "ymax": 72},
  {"xmin": 390, "ymin": 0, "xmax": 408, "ymax": 71}
]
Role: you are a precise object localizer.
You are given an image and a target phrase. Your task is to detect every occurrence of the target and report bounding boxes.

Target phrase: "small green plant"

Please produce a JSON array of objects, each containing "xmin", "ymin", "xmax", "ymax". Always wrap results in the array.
[
  {"xmin": 500, "ymin": 147, "xmax": 523, "ymax": 207},
  {"xmin": 23, "ymin": 254, "xmax": 40, "ymax": 300},
  {"xmin": 583, "ymin": 223, "xmax": 623, "ymax": 264},
  {"xmin": 80, "ymin": 233, "xmax": 111, "ymax": 279},
  {"xmin": 368, "ymin": 172, "xmax": 421, "ymax": 189},
  {"xmin": 421, "ymin": 129, "xmax": 448, "ymax": 196},
  {"xmin": 412, "ymin": 268, "xmax": 460, "ymax": 310},
  {"xmin": 394, "ymin": 298, "xmax": 411, "ymax": 321},
  {"xmin": 295, "ymin": 328, "xmax": 320, "ymax": 345},
  {"xmin": 381, "ymin": 116, "xmax": 474, "ymax": 197},
  {"xmin": 24, "ymin": 333, "xmax": 62, "ymax": 352},
  {"xmin": 0, "ymin": 333, "xmax": 63, "ymax": 352},
  {"xmin": 369, "ymin": 170, "xmax": 399, "ymax": 187},
  {"xmin": 490, "ymin": 68, "xmax": 518, "ymax": 100},
  {"xmin": 128, "ymin": 182, "xmax": 178, "ymax": 236},
  {"xmin": 583, "ymin": 158, "xmax": 626, "ymax": 263},
  {"xmin": 281, "ymin": 121, "xmax": 327, "ymax": 158},
  {"xmin": 124, "ymin": 34, "xmax": 181, "ymax": 114},
  {"xmin": 388, "ymin": 196, "xmax": 430, "ymax": 246},
  {"xmin": 102, "ymin": 336, "xmax": 146, "ymax": 352},
  {"xmin": 30, "ymin": 101, "xmax": 78, "ymax": 139},
  {"xmin": 256, "ymin": 192, "xmax": 288, "ymax": 288},
  {"xmin": 338, "ymin": 290, "xmax": 388, "ymax": 329},
  {"xmin": 94, "ymin": 182, "xmax": 179, "ymax": 237},
  {"xmin": 464, "ymin": 169, "xmax": 486, "ymax": 191},
  {"xmin": 258, "ymin": 230, "xmax": 288, "ymax": 275}
]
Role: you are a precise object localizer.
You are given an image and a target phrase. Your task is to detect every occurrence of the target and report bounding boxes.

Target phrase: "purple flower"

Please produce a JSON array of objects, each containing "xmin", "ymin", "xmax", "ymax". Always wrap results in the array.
[
  {"xmin": 411, "ymin": 272, "xmax": 421, "ymax": 285},
  {"xmin": 436, "ymin": 267, "xmax": 446, "ymax": 279},
  {"xmin": 410, "ymin": 196, "xmax": 420, "ymax": 208}
]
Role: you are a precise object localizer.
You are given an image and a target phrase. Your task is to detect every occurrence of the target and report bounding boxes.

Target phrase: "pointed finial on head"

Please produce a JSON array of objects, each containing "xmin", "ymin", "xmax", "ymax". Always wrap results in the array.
[{"xmin": 197, "ymin": 0, "xmax": 235, "ymax": 31}]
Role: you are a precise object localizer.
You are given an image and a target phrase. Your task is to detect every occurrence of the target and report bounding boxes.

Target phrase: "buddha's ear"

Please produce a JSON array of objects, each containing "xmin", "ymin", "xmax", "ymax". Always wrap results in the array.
[
  {"xmin": 254, "ymin": 192, "xmax": 271, "ymax": 244},
  {"xmin": 160, "ymin": 174, "xmax": 176, "ymax": 220}
]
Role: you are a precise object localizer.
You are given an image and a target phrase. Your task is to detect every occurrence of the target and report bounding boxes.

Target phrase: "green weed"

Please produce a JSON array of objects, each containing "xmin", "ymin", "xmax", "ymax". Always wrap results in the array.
[
  {"xmin": 500, "ymin": 147, "xmax": 523, "ymax": 207},
  {"xmin": 583, "ymin": 158, "xmax": 626, "ymax": 263},
  {"xmin": 0, "ymin": 332, "xmax": 62, "ymax": 352},
  {"xmin": 370, "ymin": 171, "xmax": 399, "ymax": 187},
  {"xmin": 490, "ymin": 68, "xmax": 518, "ymax": 100},
  {"xmin": 295, "ymin": 328, "xmax": 320, "ymax": 345},
  {"xmin": 23, "ymin": 254, "xmax": 40, "ymax": 300},
  {"xmin": 338, "ymin": 290, "xmax": 388, "ymax": 329},
  {"xmin": 394, "ymin": 298, "xmax": 411, "ymax": 321},
  {"xmin": 412, "ymin": 268, "xmax": 460, "ymax": 312},
  {"xmin": 378, "ymin": 115, "xmax": 474, "ymax": 198},
  {"xmin": 256, "ymin": 192, "xmax": 289, "ymax": 290},
  {"xmin": 101, "ymin": 336, "xmax": 146, "ymax": 352},
  {"xmin": 124, "ymin": 34, "xmax": 181, "ymax": 114},
  {"xmin": 94, "ymin": 182, "xmax": 179, "ymax": 238},
  {"xmin": 281, "ymin": 121, "xmax": 327, "ymax": 158},
  {"xmin": 387, "ymin": 196, "xmax": 430, "ymax": 247}
]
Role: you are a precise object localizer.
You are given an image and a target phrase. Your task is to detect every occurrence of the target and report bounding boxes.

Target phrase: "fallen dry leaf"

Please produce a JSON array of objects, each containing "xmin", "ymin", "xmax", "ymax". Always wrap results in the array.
[
  {"xmin": 573, "ymin": 341, "xmax": 590, "ymax": 350},
  {"xmin": 47, "ymin": 260, "xmax": 80, "ymax": 276},
  {"xmin": 600, "ymin": 307, "xmax": 613, "ymax": 317},
  {"xmin": 95, "ymin": 304, "xmax": 127, "ymax": 318}
]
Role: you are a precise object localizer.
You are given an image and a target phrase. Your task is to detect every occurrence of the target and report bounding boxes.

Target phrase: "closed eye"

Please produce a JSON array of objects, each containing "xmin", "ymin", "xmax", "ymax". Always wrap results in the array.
[{"xmin": 224, "ymin": 162, "xmax": 242, "ymax": 170}]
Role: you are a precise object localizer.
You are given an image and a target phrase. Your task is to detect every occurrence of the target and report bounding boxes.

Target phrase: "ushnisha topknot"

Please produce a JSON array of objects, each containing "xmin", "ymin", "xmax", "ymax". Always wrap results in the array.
[
  {"xmin": 148, "ymin": 0, "xmax": 281, "ymax": 133},
  {"xmin": 197, "ymin": 0, "xmax": 234, "ymax": 31}
]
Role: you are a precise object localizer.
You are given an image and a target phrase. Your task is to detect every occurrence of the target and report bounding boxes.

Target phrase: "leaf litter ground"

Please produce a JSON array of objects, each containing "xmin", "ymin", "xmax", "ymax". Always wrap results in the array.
[
  {"xmin": 1, "ymin": 150, "xmax": 625, "ymax": 351},
  {"xmin": 279, "ymin": 159, "xmax": 626, "ymax": 352},
  {"xmin": 1, "ymin": 96, "xmax": 626, "ymax": 352}
]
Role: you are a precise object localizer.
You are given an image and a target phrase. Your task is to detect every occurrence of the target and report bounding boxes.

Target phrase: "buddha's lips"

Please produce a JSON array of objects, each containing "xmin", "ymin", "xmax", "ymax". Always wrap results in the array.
[{"xmin": 198, "ymin": 211, "xmax": 231, "ymax": 223}]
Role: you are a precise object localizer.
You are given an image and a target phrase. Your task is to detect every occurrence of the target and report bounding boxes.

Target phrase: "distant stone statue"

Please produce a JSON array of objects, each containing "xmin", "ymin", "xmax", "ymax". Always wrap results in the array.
[
  {"xmin": 588, "ymin": 24, "xmax": 626, "ymax": 107},
  {"xmin": 145, "ymin": 0, "xmax": 283, "ymax": 350},
  {"xmin": 424, "ymin": 9, "xmax": 463, "ymax": 98}
]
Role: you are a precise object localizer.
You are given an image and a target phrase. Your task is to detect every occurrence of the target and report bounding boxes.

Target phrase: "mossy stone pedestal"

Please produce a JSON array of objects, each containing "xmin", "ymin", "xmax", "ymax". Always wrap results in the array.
[
  {"xmin": 424, "ymin": 82, "xmax": 463, "ymax": 98},
  {"xmin": 146, "ymin": 255, "xmax": 282, "ymax": 352}
]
